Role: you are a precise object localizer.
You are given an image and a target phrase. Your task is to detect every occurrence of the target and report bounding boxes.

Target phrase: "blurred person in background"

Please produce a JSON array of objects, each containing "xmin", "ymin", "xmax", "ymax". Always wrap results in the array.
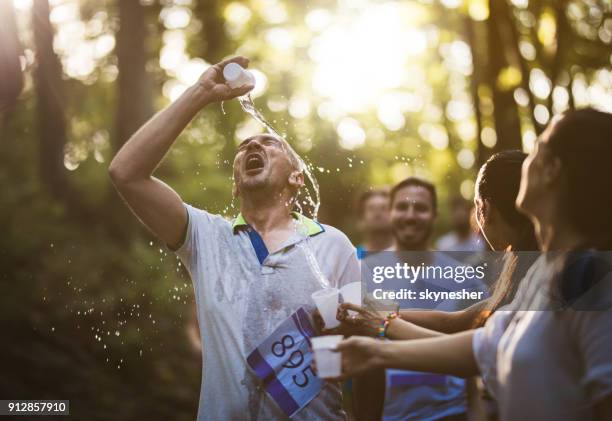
[
  {"xmin": 355, "ymin": 189, "xmax": 393, "ymax": 258},
  {"xmin": 350, "ymin": 177, "xmax": 480, "ymax": 421},
  {"xmin": 436, "ymin": 197, "xmax": 485, "ymax": 252}
]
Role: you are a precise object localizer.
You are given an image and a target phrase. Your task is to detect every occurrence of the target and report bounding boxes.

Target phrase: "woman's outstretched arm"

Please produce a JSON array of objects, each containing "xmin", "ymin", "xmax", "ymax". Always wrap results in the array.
[
  {"xmin": 399, "ymin": 299, "xmax": 488, "ymax": 333},
  {"xmin": 332, "ymin": 330, "xmax": 479, "ymax": 381},
  {"xmin": 333, "ymin": 301, "xmax": 488, "ymax": 340}
]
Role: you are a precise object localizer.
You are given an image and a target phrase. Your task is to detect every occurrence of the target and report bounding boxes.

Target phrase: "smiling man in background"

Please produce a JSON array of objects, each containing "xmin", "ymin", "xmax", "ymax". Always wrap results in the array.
[
  {"xmin": 382, "ymin": 177, "xmax": 469, "ymax": 421},
  {"xmin": 108, "ymin": 56, "xmax": 360, "ymax": 420},
  {"xmin": 353, "ymin": 177, "xmax": 476, "ymax": 421}
]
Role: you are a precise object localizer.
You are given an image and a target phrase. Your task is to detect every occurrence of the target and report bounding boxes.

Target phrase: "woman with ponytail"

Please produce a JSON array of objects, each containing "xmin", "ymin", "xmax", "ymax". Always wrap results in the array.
[
  {"xmin": 331, "ymin": 108, "xmax": 612, "ymax": 421},
  {"xmin": 335, "ymin": 150, "xmax": 538, "ymax": 337}
]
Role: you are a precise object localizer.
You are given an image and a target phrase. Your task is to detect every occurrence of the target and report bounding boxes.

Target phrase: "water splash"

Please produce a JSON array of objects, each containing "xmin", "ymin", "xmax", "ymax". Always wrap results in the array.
[
  {"xmin": 236, "ymin": 93, "xmax": 327, "ymax": 288},
  {"xmin": 294, "ymin": 218, "xmax": 330, "ymax": 289},
  {"xmin": 237, "ymin": 94, "xmax": 321, "ymax": 218},
  {"xmin": 297, "ymin": 242, "xmax": 330, "ymax": 289},
  {"xmin": 238, "ymin": 94, "xmax": 281, "ymax": 138}
]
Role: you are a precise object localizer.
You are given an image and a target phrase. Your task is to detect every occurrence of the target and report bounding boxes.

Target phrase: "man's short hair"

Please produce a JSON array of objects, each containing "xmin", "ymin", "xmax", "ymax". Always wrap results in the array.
[
  {"xmin": 281, "ymin": 138, "xmax": 303, "ymax": 172},
  {"xmin": 356, "ymin": 188, "xmax": 390, "ymax": 218},
  {"xmin": 389, "ymin": 177, "xmax": 437, "ymax": 214}
]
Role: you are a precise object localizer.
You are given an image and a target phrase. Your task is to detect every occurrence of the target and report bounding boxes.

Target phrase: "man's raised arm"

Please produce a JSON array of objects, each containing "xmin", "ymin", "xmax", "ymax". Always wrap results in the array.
[{"xmin": 108, "ymin": 56, "xmax": 253, "ymax": 248}]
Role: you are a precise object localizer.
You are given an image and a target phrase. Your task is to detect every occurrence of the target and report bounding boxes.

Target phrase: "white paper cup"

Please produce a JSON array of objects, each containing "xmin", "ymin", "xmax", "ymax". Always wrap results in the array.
[
  {"xmin": 340, "ymin": 282, "xmax": 361, "ymax": 305},
  {"xmin": 340, "ymin": 282, "xmax": 362, "ymax": 316},
  {"xmin": 311, "ymin": 335, "xmax": 343, "ymax": 378},
  {"xmin": 311, "ymin": 288, "xmax": 340, "ymax": 329}
]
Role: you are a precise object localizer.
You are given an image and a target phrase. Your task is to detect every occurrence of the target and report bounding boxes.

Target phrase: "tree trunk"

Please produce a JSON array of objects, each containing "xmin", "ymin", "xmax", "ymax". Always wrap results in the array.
[
  {"xmin": 115, "ymin": 0, "xmax": 152, "ymax": 150},
  {"xmin": 502, "ymin": 0, "xmax": 543, "ymax": 135},
  {"xmin": 32, "ymin": 0, "xmax": 87, "ymax": 217},
  {"xmin": 105, "ymin": 0, "xmax": 154, "ymax": 243},
  {"xmin": 549, "ymin": 0, "xmax": 571, "ymax": 113},
  {"xmin": 567, "ymin": 69, "xmax": 576, "ymax": 110},
  {"xmin": 486, "ymin": 0, "xmax": 523, "ymax": 156},
  {"xmin": 0, "ymin": 0, "xmax": 23, "ymax": 108},
  {"xmin": 194, "ymin": 0, "xmax": 226, "ymax": 63},
  {"xmin": 193, "ymin": 0, "xmax": 238, "ymax": 175},
  {"xmin": 464, "ymin": 18, "xmax": 487, "ymax": 167}
]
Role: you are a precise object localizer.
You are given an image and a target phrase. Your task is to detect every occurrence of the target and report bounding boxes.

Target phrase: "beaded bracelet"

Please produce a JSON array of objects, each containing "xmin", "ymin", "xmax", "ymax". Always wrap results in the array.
[{"xmin": 378, "ymin": 311, "xmax": 400, "ymax": 339}]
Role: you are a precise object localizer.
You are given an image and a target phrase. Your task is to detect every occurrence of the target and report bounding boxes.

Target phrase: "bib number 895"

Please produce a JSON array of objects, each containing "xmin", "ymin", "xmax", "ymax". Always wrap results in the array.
[{"xmin": 271, "ymin": 334, "xmax": 314, "ymax": 388}]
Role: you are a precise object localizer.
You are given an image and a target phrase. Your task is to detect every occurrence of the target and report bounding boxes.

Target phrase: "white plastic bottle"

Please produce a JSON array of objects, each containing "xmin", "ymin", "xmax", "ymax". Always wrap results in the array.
[{"xmin": 222, "ymin": 62, "xmax": 255, "ymax": 89}]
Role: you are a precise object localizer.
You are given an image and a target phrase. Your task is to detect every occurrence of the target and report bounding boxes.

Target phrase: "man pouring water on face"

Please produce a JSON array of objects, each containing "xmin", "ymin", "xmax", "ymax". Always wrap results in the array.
[{"xmin": 108, "ymin": 56, "xmax": 360, "ymax": 420}]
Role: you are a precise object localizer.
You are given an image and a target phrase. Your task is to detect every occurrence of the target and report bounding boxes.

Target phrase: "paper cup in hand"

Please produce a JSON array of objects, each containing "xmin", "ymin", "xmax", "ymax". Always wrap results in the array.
[
  {"xmin": 311, "ymin": 335, "xmax": 343, "ymax": 378},
  {"xmin": 311, "ymin": 288, "xmax": 340, "ymax": 329},
  {"xmin": 340, "ymin": 282, "xmax": 361, "ymax": 315}
]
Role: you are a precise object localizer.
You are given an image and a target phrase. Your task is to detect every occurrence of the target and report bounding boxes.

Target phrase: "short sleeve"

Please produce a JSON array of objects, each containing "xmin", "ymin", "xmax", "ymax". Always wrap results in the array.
[
  {"xmin": 472, "ymin": 310, "xmax": 516, "ymax": 398},
  {"xmin": 311, "ymin": 224, "xmax": 361, "ymax": 291},
  {"xmin": 324, "ymin": 226, "xmax": 361, "ymax": 289},
  {"xmin": 172, "ymin": 203, "xmax": 217, "ymax": 274},
  {"xmin": 473, "ymin": 327, "xmax": 494, "ymax": 395},
  {"xmin": 335, "ymin": 244, "xmax": 361, "ymax": 289},
  {"xmin": 570, "ymin": 308, "xmax": 612, "ymax": 404}
]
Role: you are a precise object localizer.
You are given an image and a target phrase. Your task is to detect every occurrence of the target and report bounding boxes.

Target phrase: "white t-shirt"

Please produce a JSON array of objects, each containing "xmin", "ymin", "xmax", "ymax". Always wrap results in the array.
[
  {"xmin": 175, "ymin": 204, "xmax": 360, "ymax": 421},
  {"xmin": 473, "ymin": 255, "xmax": 612, "ymax": 420}
]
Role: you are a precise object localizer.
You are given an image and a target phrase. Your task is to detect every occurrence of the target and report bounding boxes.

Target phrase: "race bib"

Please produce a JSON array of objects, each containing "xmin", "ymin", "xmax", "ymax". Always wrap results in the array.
[{"xmin": 246, "ymin": 307, "xmax": 323, "ymax": 418}]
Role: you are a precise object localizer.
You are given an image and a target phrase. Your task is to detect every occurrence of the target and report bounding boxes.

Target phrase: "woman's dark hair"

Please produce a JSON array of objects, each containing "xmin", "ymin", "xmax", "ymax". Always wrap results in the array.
[
  {"xmin": 473, "ymin": 150, "xmax": 538, "ymax": 327},
  {"xmin": 477, "ymin": 150, "xmax": 538, "ymax": 251},
  {"xmin": 547, "ymin": 108, "xmax": 612, "ymax": 250}
]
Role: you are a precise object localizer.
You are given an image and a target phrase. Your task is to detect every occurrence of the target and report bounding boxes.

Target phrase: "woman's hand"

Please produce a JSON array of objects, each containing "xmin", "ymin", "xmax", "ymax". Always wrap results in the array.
[
  {"xmin": 327, "ymin": 336, "xmax": 387, "ymax": 381},
  {"xmin": 321, "ymin": 303, "xmax": 387, "ymax": 337}
]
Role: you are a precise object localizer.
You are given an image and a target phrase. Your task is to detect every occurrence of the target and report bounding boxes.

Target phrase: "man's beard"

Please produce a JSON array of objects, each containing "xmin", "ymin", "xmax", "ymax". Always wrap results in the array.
[
  {"xmin": 238, "ymin": 173, "xmax": 269, "ymax": 192},
  {"xmin": 393, "ymin": 223, "xmax": 433, "ymax": 251}
]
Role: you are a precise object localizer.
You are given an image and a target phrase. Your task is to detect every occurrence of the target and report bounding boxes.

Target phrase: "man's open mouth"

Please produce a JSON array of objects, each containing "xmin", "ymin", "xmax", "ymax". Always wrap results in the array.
[{"xmin": 245, "ymin": 153, "xmax": 265, "ymax": 173}]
